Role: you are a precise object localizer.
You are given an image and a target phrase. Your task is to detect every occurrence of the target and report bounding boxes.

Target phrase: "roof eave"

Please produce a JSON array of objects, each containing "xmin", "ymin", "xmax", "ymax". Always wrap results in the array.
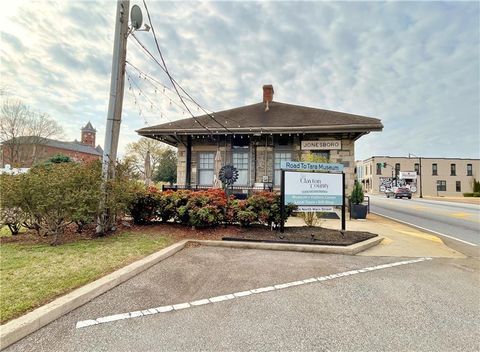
[{"xmin": 137, "ymin": 124, "xmax": 383, "ymax": 136}]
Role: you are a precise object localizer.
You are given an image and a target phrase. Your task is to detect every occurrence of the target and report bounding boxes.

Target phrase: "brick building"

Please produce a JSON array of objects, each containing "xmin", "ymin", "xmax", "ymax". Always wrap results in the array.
[
  {"xmin": 356, "ymin": 156, "xmax": 479, "ymax": 197},
  {"xmin": 1, "ymin": 122, "xmax": 103, "ymax": 167},
  {"xmin": 138, "ymin": 85, "xmax": 383, "ymax": 194}
]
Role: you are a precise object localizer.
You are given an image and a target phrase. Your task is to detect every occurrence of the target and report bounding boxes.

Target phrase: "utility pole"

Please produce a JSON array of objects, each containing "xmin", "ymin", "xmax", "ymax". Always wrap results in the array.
[
  {"xmin": 97, "ymin": 0, "xmax": 130, "ymax": 235},
  {"xmin": 408, "ymin": 153, "xmax": 423, "ymax": 198}
]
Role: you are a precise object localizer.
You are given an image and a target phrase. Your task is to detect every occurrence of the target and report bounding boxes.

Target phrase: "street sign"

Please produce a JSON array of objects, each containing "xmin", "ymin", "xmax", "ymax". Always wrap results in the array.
[{"xmin": 295, "ymin": 206, "xmax": 334, "ymax": 212}]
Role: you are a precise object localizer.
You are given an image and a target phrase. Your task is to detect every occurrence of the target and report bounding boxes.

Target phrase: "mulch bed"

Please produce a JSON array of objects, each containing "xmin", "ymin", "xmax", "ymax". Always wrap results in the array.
[
  {"xmin": 223, "ymin": 225, "xmax": 377, "ymax": 246},
  {"xmin": 1, "ymin": 221, "xmax": 376, "ymax": 247}
]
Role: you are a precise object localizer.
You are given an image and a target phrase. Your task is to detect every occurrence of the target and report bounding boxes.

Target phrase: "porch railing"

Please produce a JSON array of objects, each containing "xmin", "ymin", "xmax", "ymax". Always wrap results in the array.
[{"xmin": 161, "ymin": 184, "xmax": 274, "ymax": 199}]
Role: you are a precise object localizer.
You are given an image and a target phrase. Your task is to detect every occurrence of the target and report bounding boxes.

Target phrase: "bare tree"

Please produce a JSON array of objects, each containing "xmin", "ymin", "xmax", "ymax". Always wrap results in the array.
[
  {"xmin": 0, "ymin": 99, "xmax": 30, "ymax": 166},
  {"xmin": 28, "ymin": 111, "xmax": 63, "ymax": 164},
  {"xmin": 124, "ymin": 137, "xmax": 168, "ymax": 178},
  {"xmin": 0, "ymin": 99, "xmax": 63, "ymax": 166}
]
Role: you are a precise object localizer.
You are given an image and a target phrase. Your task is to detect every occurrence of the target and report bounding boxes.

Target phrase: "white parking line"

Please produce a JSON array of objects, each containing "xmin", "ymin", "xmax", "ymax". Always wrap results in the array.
[
  {"xmin": 371, "ymin": 211, "xmax": 478, "ymax": 247},
  {"xmin": 75, "ymin": 257, "xmax": 433, "ymax": 329}
]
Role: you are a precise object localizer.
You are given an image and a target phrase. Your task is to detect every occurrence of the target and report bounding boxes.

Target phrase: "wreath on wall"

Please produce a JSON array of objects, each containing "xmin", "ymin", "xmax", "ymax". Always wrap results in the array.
[{"xmin": 219, "ymin": 165, "xmax": 239, "ymax": 187}]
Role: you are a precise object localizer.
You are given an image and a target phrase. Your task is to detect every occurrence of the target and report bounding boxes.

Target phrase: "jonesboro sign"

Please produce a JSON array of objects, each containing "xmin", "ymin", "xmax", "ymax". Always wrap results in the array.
[
  {"xmin": 280, "ymin": 161, "xmax": 346, "ymax": 231},
  {"xmin": 301, "ymin": 140, "xmax": 342, "ymax": 150}
]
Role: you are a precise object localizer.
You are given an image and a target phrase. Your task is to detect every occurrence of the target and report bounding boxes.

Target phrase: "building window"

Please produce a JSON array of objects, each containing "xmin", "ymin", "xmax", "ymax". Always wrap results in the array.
[
  {"xmin": 312, "ymin": 151, "xmax": 330, "ymax": 161},
  {"xmin": 414, "ymin": 163, "xmax": 419, "ymax": 174},
  {"xmin": 437, "ymin": 180, "xmax": 446, "ymax": 192},
  {"xmin": 467, "ymin": 164, "xmax": 473, "ymax": 176},
  {"xmin": 232, "ymin": 152, "xmax": 249, "ymax": 186},
  {"xmin": 198, "ymin": 152, "xmax": 215, "ymax": 186},
  {"xmin": 450, "ymin": 164, "xmax": 456, "ymax": 176},
  {"xmin": 376, "ymin": 163, "xmax": 382, "ymax": 175},
  {"xmin": 274, "ymin": 152, "xmax": 292, "ymax": 186},
  {"xmin": 432, "ymin": 163, "xmax": 438, "ymax": 176},
  {"xmin": 456, "ymin": 181, "xmax": 461, "ymax": 192}
]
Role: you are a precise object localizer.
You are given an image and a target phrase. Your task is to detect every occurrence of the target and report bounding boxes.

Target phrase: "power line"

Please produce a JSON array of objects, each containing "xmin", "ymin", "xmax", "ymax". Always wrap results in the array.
[
  {"xmin": 126, "ymin": 69, "xmax": 178, "ymax": 124},
  {"xmin": 129, "ymin": 33, "xmax": 251, "ymax": 131},
  {"xmin": 126, "ymin": 61, "xmax": 195, "ymax": 115},
  {"xmin": 137, "ymin": 2, "xmax": 214, "ymax": 135},
  {"xmin": 142, "ymin": 0, "xmax": 236, "ymax": 135}
]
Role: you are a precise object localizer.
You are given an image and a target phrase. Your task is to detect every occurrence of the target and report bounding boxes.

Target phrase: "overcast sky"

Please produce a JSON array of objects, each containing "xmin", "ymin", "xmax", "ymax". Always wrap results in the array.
[{"xmin": 1, "ymin": 1, "xmax": 479, "ymax": 160}]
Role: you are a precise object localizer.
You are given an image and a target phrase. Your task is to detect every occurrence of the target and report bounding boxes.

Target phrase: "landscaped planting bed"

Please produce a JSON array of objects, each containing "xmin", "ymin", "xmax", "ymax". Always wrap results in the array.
[{"xmin": 223, "ymin": 226, "xmax": 377, "ymax": 246}]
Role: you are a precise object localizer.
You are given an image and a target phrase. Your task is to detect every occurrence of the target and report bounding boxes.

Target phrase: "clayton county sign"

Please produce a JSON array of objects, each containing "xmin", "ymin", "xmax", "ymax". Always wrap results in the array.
[
  {"xmin": 284, "ymin": 171, "xmax": 343, "ymax": 206},
  {"xmin": 301, "ymin": 140, "xmax": 342, "ymax": 150}
]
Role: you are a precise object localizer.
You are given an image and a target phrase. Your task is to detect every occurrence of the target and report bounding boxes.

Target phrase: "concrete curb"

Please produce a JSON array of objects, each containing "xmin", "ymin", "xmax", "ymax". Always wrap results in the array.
[
  {"xmin": 0, "ymin": 240, "xmax": 188, "ymax": 351},
  {"xmin": 189, "ymin": 236, "xmax": 384, "ymax": 255},
  {"xmin": 0, "ymin": 236, "xmax": 383, "ymax": 349}
]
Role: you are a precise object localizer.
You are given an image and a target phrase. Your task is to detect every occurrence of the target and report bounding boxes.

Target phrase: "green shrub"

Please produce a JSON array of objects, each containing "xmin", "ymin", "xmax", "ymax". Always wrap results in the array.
[
  {"xmin": 350, "ymin": 182, "xmax": 364, "ymax": 204},
  {"xmin": 1, "ymin": 160, "xmax": 139, "ymax": 244},
  {"xmin": 237, "ymin": 209, "xmax": 257, "ymax": 227},
  {"xmin": 463, "ymin": 192, "xmax": 480, "ymax": 197},
  {"xmin": 127, "ymin": 189, "xmax": 297, "ymax": 229},
  {"xmin": 128, "ymin": 193, "xmax": 160, "ymax": 224},
  {"xmin": 473, "ymin": 179, "xmax": 480, "ymax": 193},
  {"xmin": 0, "ymin": 174, "xmax": 24, "ymax": 235}
]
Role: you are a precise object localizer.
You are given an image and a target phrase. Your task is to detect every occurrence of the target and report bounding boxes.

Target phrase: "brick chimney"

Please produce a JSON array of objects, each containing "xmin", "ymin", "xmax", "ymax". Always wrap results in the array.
[{"xmin": 263, "ymin": 84, "xmax": 274, "ymax": 103}]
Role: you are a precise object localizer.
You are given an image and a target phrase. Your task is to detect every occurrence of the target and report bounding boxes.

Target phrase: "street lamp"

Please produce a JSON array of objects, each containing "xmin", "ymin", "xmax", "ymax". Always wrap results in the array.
[{"xmin": 408, "ymin": 153, "xmax": 423, "ymax": 198}]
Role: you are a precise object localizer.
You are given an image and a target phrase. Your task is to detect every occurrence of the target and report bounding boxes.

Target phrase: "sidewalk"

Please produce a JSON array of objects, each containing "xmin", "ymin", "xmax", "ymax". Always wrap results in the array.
[
  {"xmin": 286, "ymin": 213, "xmax": 465, "ymax": 258},
  {"xmin": 422, "ymin": 196, "xmax": 480, "ymax": 206}
]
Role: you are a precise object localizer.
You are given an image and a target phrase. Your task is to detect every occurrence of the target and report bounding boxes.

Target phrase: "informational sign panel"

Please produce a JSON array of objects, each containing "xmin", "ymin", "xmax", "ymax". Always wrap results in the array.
[
  {"xmin": 281, "ymin": 161, "xmax": 344, "ymax": 173},
  {"xmin": 284, "ymin": 171, "xmax": 343, "ymax": 206},
  {"xmin": 301, "ymin": 140, "xmax": 342, "ymax": 150}
]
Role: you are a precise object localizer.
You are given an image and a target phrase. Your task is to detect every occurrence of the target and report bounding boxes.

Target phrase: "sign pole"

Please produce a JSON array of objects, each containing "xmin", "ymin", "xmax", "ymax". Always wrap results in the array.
[
  {"xmin": 280, "ymin": 169, "xmax": 285, "ymax": 233},
  {"xmin": 341, "ymin": 172, "xmax": 346, "ymax": 231}
]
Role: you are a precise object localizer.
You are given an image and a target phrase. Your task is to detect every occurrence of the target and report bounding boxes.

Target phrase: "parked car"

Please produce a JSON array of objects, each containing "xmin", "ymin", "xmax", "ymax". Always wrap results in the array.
[{"xmin": 385, "ymin": 187, "xmax": 412, "ymax": 199}]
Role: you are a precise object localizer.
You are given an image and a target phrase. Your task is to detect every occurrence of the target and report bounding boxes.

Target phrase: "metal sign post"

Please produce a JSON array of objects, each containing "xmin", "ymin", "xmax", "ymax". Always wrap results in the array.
[
  {"xmin": 342, "ymin": 172, "xmax": 346, "ymax": 231},
  {"xmin": 280, "ymin": 169, "xmax": 285, "ymax": 233}
]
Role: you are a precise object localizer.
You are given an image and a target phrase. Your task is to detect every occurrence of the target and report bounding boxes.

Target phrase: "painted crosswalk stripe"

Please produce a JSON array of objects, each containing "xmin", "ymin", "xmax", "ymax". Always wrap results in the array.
[{"xmin": 75, "ymin": 257, "xmax": 432, "ymax": 329}]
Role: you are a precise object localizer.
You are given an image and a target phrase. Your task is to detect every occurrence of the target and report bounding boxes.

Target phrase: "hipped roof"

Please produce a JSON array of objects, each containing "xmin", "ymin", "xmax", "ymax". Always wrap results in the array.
[{"xmin": 138, "ymin": 101, "xmax": 383, "ymax": 137}]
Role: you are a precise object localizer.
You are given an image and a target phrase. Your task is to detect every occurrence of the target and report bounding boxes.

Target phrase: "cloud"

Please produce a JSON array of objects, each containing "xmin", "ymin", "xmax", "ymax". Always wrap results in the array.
[{"xmin": 0, "ymin": 0, "xmax": 478, "ymax": 160}]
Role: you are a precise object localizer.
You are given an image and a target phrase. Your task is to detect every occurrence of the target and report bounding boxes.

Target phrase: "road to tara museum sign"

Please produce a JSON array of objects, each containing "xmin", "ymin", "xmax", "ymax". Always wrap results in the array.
[{"xmin": 280, "ymin": 161, "xmax": 346, "ymax": 232}]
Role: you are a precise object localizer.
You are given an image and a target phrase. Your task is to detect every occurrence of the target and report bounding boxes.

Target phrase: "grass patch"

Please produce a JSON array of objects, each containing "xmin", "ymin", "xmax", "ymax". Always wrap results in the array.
[
  {"xmin": 0, "ymin": 226, "xmax": 27, "ymax": 238},
  {"xmin": 0, "ymin": 231, "xmax": 173, "ymax": 323}
]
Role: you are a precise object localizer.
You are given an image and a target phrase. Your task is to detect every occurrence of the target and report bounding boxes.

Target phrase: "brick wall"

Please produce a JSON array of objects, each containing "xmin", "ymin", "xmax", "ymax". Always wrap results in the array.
[
  {"xmin": 175, "ymin": 135, "xmax": 357, "ymax": 194},
  {"xmin": 1, "ymin": 144, "xmax": 101, "ymax": 167}
]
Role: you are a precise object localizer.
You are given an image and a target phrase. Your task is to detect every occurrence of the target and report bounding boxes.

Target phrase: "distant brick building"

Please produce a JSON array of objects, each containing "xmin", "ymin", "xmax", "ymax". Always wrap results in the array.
[{"xmin": 1, "ymin": 122, "xmax": 103, "ymax": 167}]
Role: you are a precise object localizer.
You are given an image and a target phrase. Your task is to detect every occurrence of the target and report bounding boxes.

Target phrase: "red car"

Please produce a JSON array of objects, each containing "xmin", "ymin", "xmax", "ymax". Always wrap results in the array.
[{"xmin": 385, "ymin": 187, "xmax": 412, "ymax": 199}]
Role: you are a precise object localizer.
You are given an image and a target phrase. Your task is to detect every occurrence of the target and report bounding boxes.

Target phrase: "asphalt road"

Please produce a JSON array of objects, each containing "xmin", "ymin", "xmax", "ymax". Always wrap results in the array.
[
  {"xmin": 5, "ymin": 246, "xmax": 480, "ymax": 352},
  {"xmin": 368, "ymin": 195, "xmax": 480, "ymax": 246}
]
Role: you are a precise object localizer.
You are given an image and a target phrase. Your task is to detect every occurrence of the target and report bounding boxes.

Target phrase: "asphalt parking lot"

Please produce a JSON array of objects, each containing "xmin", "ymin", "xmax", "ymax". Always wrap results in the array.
[{"xmin": 5, "ymin": 246, "xmax": 480, "ymax": 352}]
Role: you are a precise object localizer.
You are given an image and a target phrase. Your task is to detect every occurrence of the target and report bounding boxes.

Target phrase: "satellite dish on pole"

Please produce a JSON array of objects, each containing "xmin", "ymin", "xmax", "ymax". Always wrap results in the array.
[{"xmin": 130, "ymin": 5, "xmax": 143, "ymax": 30}]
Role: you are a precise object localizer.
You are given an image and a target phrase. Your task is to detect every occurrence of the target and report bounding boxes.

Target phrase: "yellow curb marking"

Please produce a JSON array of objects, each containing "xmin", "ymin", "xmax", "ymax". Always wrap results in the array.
[
  {"xmin": 396, "ymin": 229, "xmax": 444, "ymax": 244},
  {"xmin": 380, "ymin": 238, "xmax": 393, "ymax": 245},
  {"xmin": 450, "ymin": 212, "xmax": 470, "ymax": 218}
]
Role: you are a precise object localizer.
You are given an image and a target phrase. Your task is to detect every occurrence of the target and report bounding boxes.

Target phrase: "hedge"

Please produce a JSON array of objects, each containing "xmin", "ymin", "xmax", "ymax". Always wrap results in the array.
[
  {"xmin": 128, "ymin": 188, "xmax": 297, "ymax": 228},
  {"xmin": 463, "ymin": 192, "xmax": 480, "ymax": 197}
]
